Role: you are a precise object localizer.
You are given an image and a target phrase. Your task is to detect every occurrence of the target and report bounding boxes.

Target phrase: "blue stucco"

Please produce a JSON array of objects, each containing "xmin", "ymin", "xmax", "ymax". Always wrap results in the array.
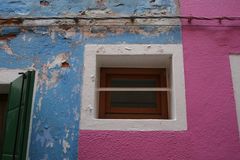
[{"xmin": 0, "ymin": 0, "xmax": 178, "ymax": 17}]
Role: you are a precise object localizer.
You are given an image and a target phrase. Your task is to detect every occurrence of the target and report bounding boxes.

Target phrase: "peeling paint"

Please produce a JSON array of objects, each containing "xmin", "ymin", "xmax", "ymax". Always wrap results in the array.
[
  {"xmin": 62, "ymin": 139, "xmax": 70, "ymax": 154},
  {"xmin": 0, "ymin": 1, "xmax": 181, "ymax": 159},
  {"xmin": 46, "ymin": 70, "xmax": 59, "ymax": 88},
  {"xmin": 48, "ymin": 27, "xmax": 77, "ymax": 39},
  {"xmin": 37, "ymin": 95, "xmax": 43, "ymax": 111},
  {"xmin": 0, "ymin": 26, "xmax": 181, "ymax": 159},
  {"xmin": 73, "ymin": 107, "xmax": 80, "ymax": 121},
  {"xmin": 0, "ymin": 0, "xmax": 178, "ymax": 18},
  {"xmin": 36, "ymin": 128, "xmax": 54, "ymax": 148},
  {"xmin": 0, "ymin": 43, "xmax": 14, "ymax": 55},
  {"xmin": 1, "ymin": 0, "xmax": 240, "ymax": 160},
  {"xmin": 47, "ymin": 53, "xmax": 69, "ymax": 69},
  {"xmin": 46, "ymin": 141, "xmax": 54, "ymax": 148},
  {"xmin": 65, "ymin": 128, "xmax": 70, "ymax": 139},
  {"xmin": 36, "ymin": 52, "xmax": 71, "ymax": 94}
]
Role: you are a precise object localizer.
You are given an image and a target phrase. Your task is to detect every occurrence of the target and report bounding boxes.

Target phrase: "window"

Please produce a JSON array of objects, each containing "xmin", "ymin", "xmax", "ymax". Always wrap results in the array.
[
  {"xmin": 99, "ymin": 68, "xmax": 169, "ymax": 119},
  {"xmin": 81, "ymin": 44, "xmax": 187, "ymax": 131}
]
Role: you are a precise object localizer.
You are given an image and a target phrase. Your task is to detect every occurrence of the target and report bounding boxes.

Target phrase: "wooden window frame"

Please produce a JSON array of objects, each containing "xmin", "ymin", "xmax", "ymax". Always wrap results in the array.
[{"xmin": 99, "ymin": 68, "xmax": 169, "ymax": 119}]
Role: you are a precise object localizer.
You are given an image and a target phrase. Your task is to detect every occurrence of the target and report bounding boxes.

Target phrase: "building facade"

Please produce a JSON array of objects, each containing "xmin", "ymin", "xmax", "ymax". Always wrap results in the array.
[{"xmin": 0, "ymin": 0, "xmax": 240, "ymax": 159}]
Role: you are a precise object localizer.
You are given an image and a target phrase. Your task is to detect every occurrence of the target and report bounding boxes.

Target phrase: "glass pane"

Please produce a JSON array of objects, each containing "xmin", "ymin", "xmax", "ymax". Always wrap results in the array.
[
  {"xmin": 110, "ymin": 91, "xmax": 157, "ymax": 108},
  {"xmin": 110, "ymin": 79, "xmax": 157, "ymax": 87}
]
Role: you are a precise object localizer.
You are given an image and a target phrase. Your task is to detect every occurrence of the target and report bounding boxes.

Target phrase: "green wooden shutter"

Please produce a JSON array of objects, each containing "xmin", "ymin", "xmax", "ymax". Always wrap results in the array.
[{"xmin": 1, "ymin": 71, "xmax": 35, "ymax": 160}]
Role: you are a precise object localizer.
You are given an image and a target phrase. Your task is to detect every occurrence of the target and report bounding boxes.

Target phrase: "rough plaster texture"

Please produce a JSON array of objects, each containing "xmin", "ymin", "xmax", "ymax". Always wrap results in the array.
[
  {"xmin": 0, "ymin": 0, "xmax": 178, "ymax": 17},
  {"xmin": 78, "ymin": 1, "xmax": 240, "ymax": 160},
  {"xmin": 1, "ymin": 0, "xmax": 240, "ymax": 159},
  {"xmin": 0, "ymin": 29, "xmax": 83, "ymax": 159},
  {"xmin": 0, "ymin": 25, "xmax": 180, "ymax": 159},
  {"xmin": 0, "ymin": 0, "xmax": 181, "ymax": 159}
]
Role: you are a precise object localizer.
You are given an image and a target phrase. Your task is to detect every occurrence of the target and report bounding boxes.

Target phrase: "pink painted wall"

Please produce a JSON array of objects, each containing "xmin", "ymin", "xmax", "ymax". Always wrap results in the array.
[{"xmin": 78, "ymin": 1, "xmax": 240, "ymax": 159}]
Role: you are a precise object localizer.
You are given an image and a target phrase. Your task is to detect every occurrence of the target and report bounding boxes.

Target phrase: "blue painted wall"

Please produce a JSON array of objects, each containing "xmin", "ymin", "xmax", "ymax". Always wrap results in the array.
[
  {"xmin": 0, "ymin": 0, "xmax": 178, "ymax": 17},
  {"xmin": 0, "ymin": 0, "xmax": 181, "ymax": 159}
]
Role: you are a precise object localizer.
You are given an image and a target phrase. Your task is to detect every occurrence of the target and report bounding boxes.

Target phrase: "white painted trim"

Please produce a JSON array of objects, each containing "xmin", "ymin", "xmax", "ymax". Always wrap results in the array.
[
  {"xmin": 229, "ymin": 55, "xmax": 240, "ymax": 137},
  {"xmin": 0, "ymin": 68, "xmax": 27, "ymax": 84},
  {"xmin": 0, "ymin": 69, "xmax": 28, "ymax": 93},
  {"xmin": 80, "ymin": 44, "xmax": 187, "ymax": 131}
]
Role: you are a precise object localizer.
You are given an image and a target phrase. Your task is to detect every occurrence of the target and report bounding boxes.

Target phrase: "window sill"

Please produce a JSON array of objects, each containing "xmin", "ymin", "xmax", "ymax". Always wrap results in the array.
[{"xmin": 80, "ymin": 117, "xmax": 187, "ymax": 131}]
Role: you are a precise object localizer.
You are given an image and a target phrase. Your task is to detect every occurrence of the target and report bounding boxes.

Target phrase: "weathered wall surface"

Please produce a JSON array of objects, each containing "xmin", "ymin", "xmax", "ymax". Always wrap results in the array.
[
  {"xmin": 0, "ymin": 4, "xmax": 181, "ymax": 159},
  {"xmin": 0, "ymin": 0, "xmax": 178, "ymax": 17},
  {"xmin": 0, "ymin": 1, "xmax": 181, "ymax": 159},
  {"xmin": 1, "ymin": 0, "xmax": 240, "ymax": 160},
  {"xmin": 0, "ymin": 26, "xmax": 83, "ymax": 159},
  {"xmin": 0, "ymin": 26, "xmax": 180, "ymax": 160}
]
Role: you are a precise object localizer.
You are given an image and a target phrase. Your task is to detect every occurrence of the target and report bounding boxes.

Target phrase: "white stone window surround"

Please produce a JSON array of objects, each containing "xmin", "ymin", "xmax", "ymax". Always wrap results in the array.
[
  {"xmin": 80, "ymin": 44, "xmax": 187, "ymax": 131},
  {"xmin": 229, "ymin": 55, "xmax": 240, "ymax": 137}
]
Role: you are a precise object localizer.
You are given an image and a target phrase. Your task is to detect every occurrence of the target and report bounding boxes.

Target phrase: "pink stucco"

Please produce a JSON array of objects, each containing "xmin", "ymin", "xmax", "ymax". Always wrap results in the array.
[{"xmin": 78, "ymin": 1, "xmax": 240, "ymax": 159}]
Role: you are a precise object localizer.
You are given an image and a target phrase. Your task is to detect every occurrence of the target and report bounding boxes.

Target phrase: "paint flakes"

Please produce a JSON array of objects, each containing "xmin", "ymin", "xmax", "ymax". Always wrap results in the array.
[
  {"xmin": 85, "ymin": 9, "xmax": 112, "ymax": 17},
  {"xmin": 71, "ymin": 84, "xmax": 80, "ymax": 94},
  {"xmin": 37, "ymin": 95, "xmax": 43, "ymax": 111},
  {"xmin": 46, "ymin": 142, "xmax": 54, "ymax": 148},
  {"xmin": 90, "ymin": 74, "xmax": 95, "ymax": 82},
  {"xmin": 65, "ymin": 128, "xmax": 70, "ymax": 138},
  {"xmin": 0, "ymin": 43, "xmax": 14, "ymax": 55},
  {"xmin": 65, "ymin": 28, "xmax": 76, "ymax": 38},
  {"xmin": 37, "ymin": 52, "xmax": 71, "ymax": 98},
  {"xmin": 36, "ymin": 128, "xmax": 54, "ymax": 148},
  {"xmin": 47, "ymin": 53, "xmax": 69, "ymax": 69},
  {"xmin": 71, "ymin": 133, "xmax": 74, "ymax": 141},
  {"xmin": 22, "ymin": 34, "xmax": 26, "ymax": 41},
  {"xmin": 48, "ymin": 27, "xmax": 77, "ymax": 39},
  {"xmin": 73, "ymin": 107, "xmax": 80, "ymax": 121},
  {"xmin": 124, "ymin": 47, "xmax": 132, "ymax": 51},
  {"xmin": 46, "ymin": 70, "xmax": 59, "ymax": 88},
  {"xmin": 87, "ymin": 104, "xmax": 93, "ymax": 113},
  {"xmin": 50, "ymin": 30, "xmax": 56, "ymax": 42},
  {"xmin": 62, "ymin": 139, "xmax": 70, "ymax": 154}
]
